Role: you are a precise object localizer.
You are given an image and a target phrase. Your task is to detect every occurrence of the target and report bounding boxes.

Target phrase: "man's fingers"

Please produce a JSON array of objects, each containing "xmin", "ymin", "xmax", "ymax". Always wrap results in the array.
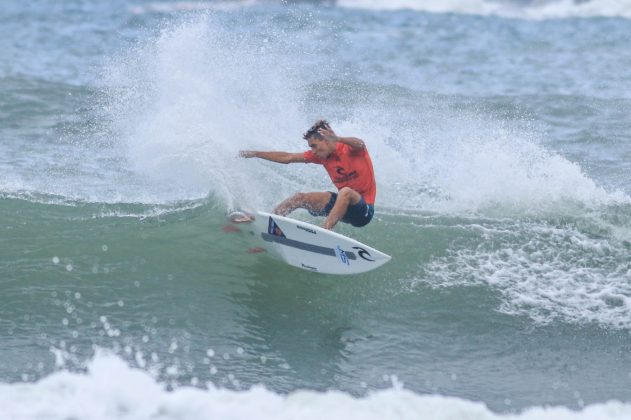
[{"xmin": 318, "ymin": 128, "xmax": 334, "ymax": 138}]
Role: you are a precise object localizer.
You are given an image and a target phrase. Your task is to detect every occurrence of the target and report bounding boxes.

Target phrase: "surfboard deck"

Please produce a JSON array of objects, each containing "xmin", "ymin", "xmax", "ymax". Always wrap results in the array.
[{"xmin": 228, "ymin": 210, "xmax": 391, "ymax": 275}]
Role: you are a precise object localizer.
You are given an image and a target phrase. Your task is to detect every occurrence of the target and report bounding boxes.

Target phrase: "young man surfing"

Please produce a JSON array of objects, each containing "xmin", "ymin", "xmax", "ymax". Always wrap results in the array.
[{"xmin": 239, "ymin": 120, "xmax": 376, "ymax": 230}]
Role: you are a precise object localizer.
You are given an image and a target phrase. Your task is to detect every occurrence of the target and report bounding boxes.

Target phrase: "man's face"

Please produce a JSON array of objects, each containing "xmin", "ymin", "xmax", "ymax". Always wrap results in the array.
[{"xmin": 307, "ymin": 137, "xmax": 334, "ymax": 160}]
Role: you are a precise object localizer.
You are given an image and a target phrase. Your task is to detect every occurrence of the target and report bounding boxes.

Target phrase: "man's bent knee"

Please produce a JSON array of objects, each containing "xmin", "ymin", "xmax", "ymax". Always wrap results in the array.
[{"xmin": 292, "ymin": 192, "xmax": 305, "ymax": 200}]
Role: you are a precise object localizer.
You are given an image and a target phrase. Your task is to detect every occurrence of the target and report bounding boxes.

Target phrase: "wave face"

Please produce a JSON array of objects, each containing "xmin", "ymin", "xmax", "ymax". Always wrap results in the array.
[
  {"xmin": 338, "ymin": 0, "xmax": 631, "ymax": 20},
  {"xmin": 2, "ymin": 1, "xmax": 631, "ymax": 417}
]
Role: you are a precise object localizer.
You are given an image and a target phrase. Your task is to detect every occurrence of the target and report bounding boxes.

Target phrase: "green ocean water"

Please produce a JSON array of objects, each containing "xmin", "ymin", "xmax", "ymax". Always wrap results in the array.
[{"xmin": 3, "ymin": 195, "xmax": 631, "ymax": 411}]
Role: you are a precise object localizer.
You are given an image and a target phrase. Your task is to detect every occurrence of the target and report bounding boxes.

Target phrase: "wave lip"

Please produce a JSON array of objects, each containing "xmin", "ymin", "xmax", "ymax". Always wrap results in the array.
[
  {"xmin": 128, "ymin": 1, "xmax": 259, "ymax": 15},
  {"xmin": 337, "ymin": 0, "xmax": 631, "ymax": 20},
  {"xmin": 2, "ymin": 350, "xmax": 631, "ymax": 420}
]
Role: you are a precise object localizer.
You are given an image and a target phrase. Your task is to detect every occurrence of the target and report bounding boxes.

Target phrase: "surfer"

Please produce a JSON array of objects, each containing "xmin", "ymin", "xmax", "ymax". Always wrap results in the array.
[{"xmin": 239, "ymin": 120, "xmax": 376, "ymax": 230}]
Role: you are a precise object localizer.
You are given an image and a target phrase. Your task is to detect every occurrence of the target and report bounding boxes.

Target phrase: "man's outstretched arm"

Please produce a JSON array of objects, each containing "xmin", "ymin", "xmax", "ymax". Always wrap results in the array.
[{"xmin": 239, "ymin": 151, "xmax": 306, "ymax": 164}]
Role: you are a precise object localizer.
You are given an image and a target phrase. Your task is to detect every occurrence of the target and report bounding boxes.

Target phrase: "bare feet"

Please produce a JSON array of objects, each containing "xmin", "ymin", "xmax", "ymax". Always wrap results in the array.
[{"xmin": 228, "ymin": 211, "xmax": 254, "ymax": 223}]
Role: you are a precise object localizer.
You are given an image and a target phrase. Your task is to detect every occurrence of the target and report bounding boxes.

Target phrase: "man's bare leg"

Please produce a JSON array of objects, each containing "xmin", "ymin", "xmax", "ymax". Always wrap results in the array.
[
  {"xmin": 273, "ymin": 192, "xmax": 332, "ymax": 216},
  {"xmin": 323, "ymin": 187, "xmax": 361, "ymax": 230}
]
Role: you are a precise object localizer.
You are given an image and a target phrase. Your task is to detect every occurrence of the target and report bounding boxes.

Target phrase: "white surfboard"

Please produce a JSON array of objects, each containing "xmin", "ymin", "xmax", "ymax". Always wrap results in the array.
[{"xmin": 231, "ymin": 210, "xmax": 391, "ymax": 275}]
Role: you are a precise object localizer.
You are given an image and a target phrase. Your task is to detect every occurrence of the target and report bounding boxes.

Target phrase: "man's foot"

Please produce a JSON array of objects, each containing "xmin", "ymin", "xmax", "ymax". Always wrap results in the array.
[{"xmin": 228, "ymin": 211, "xmax": 254, "ymax": 224}]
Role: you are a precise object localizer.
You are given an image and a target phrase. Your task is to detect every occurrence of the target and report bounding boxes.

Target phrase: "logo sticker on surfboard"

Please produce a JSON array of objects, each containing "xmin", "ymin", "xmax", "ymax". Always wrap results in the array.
[
  {"xmin": 267, "ymin": 217, "xmax": 286, "ymax": 238},
  {"xmin": 335, "ymin": 245, "xmax": 350, "ymax": 266}
]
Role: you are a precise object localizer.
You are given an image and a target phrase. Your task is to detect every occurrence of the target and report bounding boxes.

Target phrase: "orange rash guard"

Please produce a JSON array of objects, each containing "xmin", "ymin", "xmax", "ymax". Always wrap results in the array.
[{"xmin": 303, "ymin": 142, "xmax": 377, "ymax": 205}]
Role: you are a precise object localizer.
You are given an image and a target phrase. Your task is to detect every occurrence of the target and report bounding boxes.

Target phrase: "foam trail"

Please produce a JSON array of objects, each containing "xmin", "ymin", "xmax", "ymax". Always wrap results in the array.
[{"xmin": 2, "ymin": 350, "xmax": 631, "ymax": 420}]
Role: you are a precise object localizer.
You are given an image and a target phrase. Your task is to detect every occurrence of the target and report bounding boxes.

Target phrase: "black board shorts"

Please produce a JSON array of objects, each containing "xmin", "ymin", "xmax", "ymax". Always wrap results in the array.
[{"xmin": 308, "ymin": 191, "xmax": 375, "ymax": 227}]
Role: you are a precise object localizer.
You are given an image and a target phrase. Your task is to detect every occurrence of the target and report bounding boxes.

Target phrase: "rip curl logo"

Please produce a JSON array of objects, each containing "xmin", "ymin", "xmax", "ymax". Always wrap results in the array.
[
  {"xmin": 335, "ymin": 245, "xmax": 350, "ymax": 266},
  {"xmin": 352, "ymin": 246, "xmax": 374, "ymax": 262},
  {"xmin": 334, "ymin": 167, "xmax": 358, "ymax": 183}
]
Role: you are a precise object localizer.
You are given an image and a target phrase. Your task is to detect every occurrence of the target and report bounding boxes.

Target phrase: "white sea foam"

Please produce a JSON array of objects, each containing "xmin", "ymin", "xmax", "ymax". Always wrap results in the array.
[
  {"xmin": 421, "ymin": 221, "xmax": 631, "ymax": 328},
  {"xmin": 338, "ymin": 0, "xmax": 631, "ymax": 20},
  {"xmin": 1, "ymin": 350, "xmax": 630, "ymax": 420}
]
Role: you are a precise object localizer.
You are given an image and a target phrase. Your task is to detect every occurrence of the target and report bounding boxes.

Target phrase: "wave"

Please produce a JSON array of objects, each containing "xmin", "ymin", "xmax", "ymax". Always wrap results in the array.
[
  {"xmin": 2, "ymin": 350, "xmax": 630, "ymax": 420},
  {"xmin": 128, "ymin": 1, "xmax": 260, "ymax": 15},
  {"xmin": 4, "ymin": 187, "xmax": 630, "ymax": 332},
  {"xmin": 4, "ymin": 15, "xmax": 627, "ymax": 215},
  {"xmin": 125, "ymin": 0, "xmax": 631, "ymax": 20},
  {"xmin": 127, "ymin": 0, "xmax": 342, "ymax": 15},
  {"xmin": 338, "ymin": 0, "xmax": 631, "ymax": 20}
]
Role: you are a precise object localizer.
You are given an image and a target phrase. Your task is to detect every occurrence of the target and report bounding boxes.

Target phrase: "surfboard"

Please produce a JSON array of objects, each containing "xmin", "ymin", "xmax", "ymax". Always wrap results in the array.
[{"xmin": 229, "ymin": 210, "xmax": 391, "ymax": 275}]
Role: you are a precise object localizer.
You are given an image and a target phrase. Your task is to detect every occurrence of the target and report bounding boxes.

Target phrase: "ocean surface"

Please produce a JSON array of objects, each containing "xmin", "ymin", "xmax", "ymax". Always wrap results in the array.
[{"xmin": 2, "ymin": 0, "xmax": 631, "ymax": 418}]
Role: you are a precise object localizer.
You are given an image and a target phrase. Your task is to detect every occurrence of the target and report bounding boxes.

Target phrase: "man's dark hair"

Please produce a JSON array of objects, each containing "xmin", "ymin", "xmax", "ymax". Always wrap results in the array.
[{"xmin": 303, "ymin": 120, "xmax": 331, "ymax": 140}]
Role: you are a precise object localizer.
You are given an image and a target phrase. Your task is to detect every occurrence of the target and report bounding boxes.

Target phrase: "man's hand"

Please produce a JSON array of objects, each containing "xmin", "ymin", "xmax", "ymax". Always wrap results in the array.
[
  {"xmin": 317, "ymin": 127, "xmax": 339, "ymax": 143},
  {"xmin": 238, "ymin": 150, "xmax": 305, "ymax": 164},
  {"xmin": 239, "ymin": 150, "xmax": 257, "ymax": 158},
  {"xmin": 318, "ymin": 129, "xmax": 366, "ymax": 151}
]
